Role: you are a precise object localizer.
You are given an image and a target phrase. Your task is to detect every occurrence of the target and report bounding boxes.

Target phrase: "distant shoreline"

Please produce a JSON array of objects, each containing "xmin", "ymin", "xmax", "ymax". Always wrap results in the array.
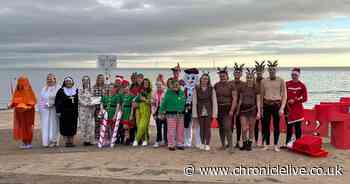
[{"xmin": 1, "ymin": 66, "xmax": 350, "ymax": 70}]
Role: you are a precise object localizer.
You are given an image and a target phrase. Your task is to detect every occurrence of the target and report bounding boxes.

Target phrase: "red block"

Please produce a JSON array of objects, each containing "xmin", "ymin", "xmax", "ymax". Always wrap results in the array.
[
  {"xmin": 331, "ymin": 121, "xmax": 350, "ymax": 149},
  {"xmin": 302, "ymin": 109, "xmax": 320, "ymax": 136},
  {"xmin": 337, "ymin": 103, "xmax": 350, "ymax": 114},
  {"xmin": 340, "ymin": 97, "xmax": 350, "ymax": 103},
  {"xmin": 313, "ymin": 104, "xmax": 331, "ymax": 137}
]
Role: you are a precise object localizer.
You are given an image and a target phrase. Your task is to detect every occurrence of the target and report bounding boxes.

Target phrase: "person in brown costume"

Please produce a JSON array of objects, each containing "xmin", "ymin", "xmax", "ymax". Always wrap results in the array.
[
  {"xmin": 232, "ymin": 63, "xmax": 245, "ymax": 148},
  {"xmin": 192, "ymin": 72, "xmax": 218, "ymax": 151},
  {"xmin": 254, "ymin": 61, "xmax": 266, "ymax": 146},
  {"xmin": 214, "ymin": 67, "xmax": 237, "ymax": 153},
  {"xmin": 237, "ymin": 68, "xmax": 261, "ymax": 151}
]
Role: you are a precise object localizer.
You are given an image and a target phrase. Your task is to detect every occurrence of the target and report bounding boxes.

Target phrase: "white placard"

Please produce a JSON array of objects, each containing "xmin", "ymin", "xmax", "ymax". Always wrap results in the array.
[{"xmin": 97, "ymin": 55, "xmax": 117, "ymax": 69}]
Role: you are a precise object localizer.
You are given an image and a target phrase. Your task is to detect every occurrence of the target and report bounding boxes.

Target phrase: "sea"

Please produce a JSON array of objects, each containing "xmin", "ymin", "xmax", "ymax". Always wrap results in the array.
[{"xmin": 0, "ymin": 67, "xmax": 349, "ymax": 109}]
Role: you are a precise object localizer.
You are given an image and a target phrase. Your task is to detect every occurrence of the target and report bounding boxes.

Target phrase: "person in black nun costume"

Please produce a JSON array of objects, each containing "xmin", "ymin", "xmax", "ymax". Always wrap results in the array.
[{"xmin": 55, "ymin": 76, "xmax": 79, "ymax": 147}]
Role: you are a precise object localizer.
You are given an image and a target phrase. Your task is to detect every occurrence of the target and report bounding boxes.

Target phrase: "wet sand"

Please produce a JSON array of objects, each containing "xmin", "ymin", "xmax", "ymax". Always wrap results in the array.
[{"xmin": 0, "ymin": 110, "xmax": 348, "ymax": 184}]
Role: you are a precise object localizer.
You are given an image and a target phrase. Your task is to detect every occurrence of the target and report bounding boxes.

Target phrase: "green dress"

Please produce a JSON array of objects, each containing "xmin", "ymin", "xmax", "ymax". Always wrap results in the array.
[
  {"xmin": 135, "ymin": 91, "xmax": 152, "ymax": 142},
  {"xmin": 101, "ymin": 95, "xmax": 120, "ymax": 120},
  {"xmin": 121, "ymin": 94, "xmax": 134, "ymax": 121}
]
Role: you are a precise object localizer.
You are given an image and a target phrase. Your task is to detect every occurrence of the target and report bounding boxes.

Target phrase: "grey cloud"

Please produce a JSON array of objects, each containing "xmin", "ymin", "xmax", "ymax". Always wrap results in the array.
[{"xmin": 0, "ymin": 0, "xmax": 350, "ymax": 67}]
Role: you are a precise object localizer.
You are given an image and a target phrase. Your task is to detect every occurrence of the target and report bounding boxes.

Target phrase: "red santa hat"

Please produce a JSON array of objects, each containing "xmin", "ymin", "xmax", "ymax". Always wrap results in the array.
[
  {"xmin": 122, "ymin": 80, "xmax": 129, "ymax": 86},
  {"xmin": 292, "ymin": 67, "xmax": 301, "ymax": 76},
  {"xmin": 115, "ymin": 75, "xmax": 124, "ymax": 83}
]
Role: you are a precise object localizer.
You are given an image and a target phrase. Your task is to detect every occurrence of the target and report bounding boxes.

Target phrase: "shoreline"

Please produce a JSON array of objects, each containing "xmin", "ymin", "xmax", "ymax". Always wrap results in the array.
[{"xmin": 1, "ymin": 66, "xmax": 350, "ymax": 70}]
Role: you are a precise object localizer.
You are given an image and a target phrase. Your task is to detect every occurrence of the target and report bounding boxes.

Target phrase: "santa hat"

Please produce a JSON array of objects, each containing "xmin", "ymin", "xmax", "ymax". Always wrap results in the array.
[
  {"xmin": 292, "ymin": 67, "xmax": 301, "ymax": 76},
  {"xmin": 184, "ymin": 68, "xmax": 199, "ymax": 75},
  {"xmin": 115, "ymin": 75, "xmax": 124, "ymax": 83},
  {"xmin": 122, "ymin": 80, "xmax": 129, "ymax": 86}
]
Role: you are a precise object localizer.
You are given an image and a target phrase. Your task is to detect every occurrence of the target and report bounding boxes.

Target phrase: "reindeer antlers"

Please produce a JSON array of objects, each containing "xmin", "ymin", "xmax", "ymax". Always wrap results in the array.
[
  {"xmin": 267, "ymin": 60, "xmax": 278, "ymax": 68},
  {"xmin": 217, "ymin": 66, "xmax": 228, "ymax": 74},
  {"xmin": 246, "ymin": 68, "xmax": 256, "ymax": 75},
  {"xmin": 234, "ymin": 62, "xmax": 245, "ymax": 72},
  {"xmin": 255, "ymin": 60, "xmax": 266, "ymax": 72}
]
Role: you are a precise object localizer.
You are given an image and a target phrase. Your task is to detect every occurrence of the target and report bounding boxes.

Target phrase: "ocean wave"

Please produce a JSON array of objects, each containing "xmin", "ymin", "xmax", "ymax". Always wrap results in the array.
[{"xmin": 308, "ymin": 90, "xmax": 350, "ymax": 94}]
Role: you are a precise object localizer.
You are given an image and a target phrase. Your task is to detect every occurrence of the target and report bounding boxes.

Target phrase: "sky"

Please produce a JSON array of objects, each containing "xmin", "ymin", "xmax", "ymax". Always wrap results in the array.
[{"xmin": 0, "ymin": 0, "xmax": 350, "ymax": 68}]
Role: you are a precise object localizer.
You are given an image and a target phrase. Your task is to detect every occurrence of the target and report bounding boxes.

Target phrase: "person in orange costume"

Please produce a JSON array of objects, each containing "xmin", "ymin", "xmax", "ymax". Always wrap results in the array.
[{"xmin": 8, "ymin": 75, "xmax": 37, "ymax": 149}]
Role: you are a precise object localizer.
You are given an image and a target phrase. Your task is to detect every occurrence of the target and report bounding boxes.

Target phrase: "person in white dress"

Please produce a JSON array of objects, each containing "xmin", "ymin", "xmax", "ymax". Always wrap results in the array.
[{"xmin": 39, "ymin": 73, "xmax": 60, "ymax": 147}]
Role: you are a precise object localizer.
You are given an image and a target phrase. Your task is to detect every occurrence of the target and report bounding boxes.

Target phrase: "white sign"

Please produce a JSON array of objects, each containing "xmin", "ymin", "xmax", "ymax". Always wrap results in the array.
[{"xmin": 97, "ymin": 55, "xmax": 117, "ymax": 69}]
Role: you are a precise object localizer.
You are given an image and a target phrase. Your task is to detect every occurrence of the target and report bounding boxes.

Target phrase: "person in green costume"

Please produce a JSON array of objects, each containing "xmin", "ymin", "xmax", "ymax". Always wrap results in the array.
[
  {"xmin": 119, "ymin": 85, "xmax": 135, "ymax": 143},
  {"xmin": 98, "ymin": 84, "xmax": 121, "ymax": 147},
  {"xmin": 133, "ymin": 78, "xmax": 152, "ymax": 147}
]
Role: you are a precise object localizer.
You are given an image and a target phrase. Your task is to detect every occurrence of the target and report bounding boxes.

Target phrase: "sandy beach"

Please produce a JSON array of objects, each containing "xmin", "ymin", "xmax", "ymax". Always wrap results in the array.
[{"xmin": 0, "ymin": 110, "xmax": 348, "ymax": 184}]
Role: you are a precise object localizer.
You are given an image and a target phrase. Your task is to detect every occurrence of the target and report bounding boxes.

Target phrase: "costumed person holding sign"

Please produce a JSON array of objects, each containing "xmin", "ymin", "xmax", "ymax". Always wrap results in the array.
[
  {"xmin": 260, "ymin": 61, "xmax": 287, "ymax": 152},
  {"xmin": 9, "ymin": 76, "xmax": 37, "ymax": 149},
  {"xmin": 214, "ymin": 67, "xmax": 237, "ymax": 153},
  {"xmin": 232, "ymin": 63, "xmax": 245, "ymax": 148},
  {"xmin": 183, "ymin": 68, "xmax": 201, "ymax": 148},
  {"xmin": 159, "ymin": 79, "xmax": 186, "ymax": 151},
  {"xmin": 98, "ymin": 84, "xmax": 121, "ymax": 148},
  {"xmin": 192, "ymin": 72, "xmax": 218, "ymax": 151},
  {"xmin": 39, "ymin": 73, "xmax": 60, "ymax": 148},
  {"xmin": 133, "ymin": 78, "xmax": 152, "ymax": 147},
  {"xmin": 237, "ymin": 68, "xmax": 261, "ymax": 151},
  {"xmin": 78, "ymin": 76, "xmax": 99, "ymax": 146},
  {"xmin": 284, "ymin": 68, "xmax": 308, "ymax": 146},
  {"xmin": 55, "ymin": 76, "xmax": 79, "ymax": 147},
  {"xmin": 254, "ymin": 61, "xmax": 265, "ymax": 146}
]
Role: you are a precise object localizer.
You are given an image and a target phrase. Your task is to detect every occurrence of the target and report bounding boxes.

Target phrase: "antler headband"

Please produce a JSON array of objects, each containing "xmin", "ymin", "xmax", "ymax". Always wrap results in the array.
[
  {"xmin": 217, "ymin": 66, "xmax": 228, "ymax": 74},
  {"xmin": 246, "ymin": 68, "xmax": 256, "ymax": 77},
  {"xmin": 267, "ymin": 60, "xmax": 278, "ymax": 69},
  {"xmin": 234, "ymin": 62, "xmax": 245, "ymax": 72},
  {"xmin": 255, "ymin": 60, "xmax": 266, "ymax": 72}
]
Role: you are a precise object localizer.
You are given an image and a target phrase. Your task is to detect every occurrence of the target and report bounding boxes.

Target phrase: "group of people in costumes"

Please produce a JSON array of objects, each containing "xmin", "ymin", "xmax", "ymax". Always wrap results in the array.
[{"xmin": 8, "ymin": 60, "xmax": 308, "ymax": 152}]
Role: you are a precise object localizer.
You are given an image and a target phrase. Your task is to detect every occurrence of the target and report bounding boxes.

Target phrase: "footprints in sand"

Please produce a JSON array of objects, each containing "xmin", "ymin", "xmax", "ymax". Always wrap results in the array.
[
  {"xmin": 105, "ymin": 167, "xmax": 128, "ymax": 172},
  {"xmin": 73, "ymin": 166, "xmax": 95, "ymax": 171},
  {"xmin": 134, "ymin": 169, "xmax": 181, "ymax": 176},
  {"xmin": 59, "ymin": 163, "xmax": 178, "ymax": 177},
  {"xmin": 104, "ymin": 167, "xmax": 181, "ymax": 176}
]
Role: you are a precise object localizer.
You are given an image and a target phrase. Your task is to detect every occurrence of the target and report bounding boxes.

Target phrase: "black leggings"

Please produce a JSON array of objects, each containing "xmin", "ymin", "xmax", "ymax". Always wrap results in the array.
[
  {"xmin": 116, "ymin": 123, "xmax": 125, "ymax": 144},
  {"xmin": 155, "ymin": 118, "xmax": 168, "ymax": 143},
  {"xmin": 254, "ymin": 119, "xmax": 260, "ymax": 142},
  {"xmin": 234, "ymin": 115, "xmax": 241, "ymax": 142},
  {"xmin": 262, "ymin": 104, "xmax": 280, "ymax": 145},
  {"xmin": 285, "ymin": 120, "xmax": 302, "ymax": 144}
]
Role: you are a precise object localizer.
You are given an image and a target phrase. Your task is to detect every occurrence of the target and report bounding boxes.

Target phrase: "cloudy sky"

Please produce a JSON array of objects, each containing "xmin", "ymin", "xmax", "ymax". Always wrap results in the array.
[{"xmin": 0, "ymin": 0, "xmax": 350, "ymax": 68}]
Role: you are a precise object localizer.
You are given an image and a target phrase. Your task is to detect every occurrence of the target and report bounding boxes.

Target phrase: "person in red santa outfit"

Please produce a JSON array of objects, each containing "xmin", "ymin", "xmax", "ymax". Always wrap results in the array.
[{"xmin": 284, "ymin": 67, "xmax": 308, "ymax": 146}]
